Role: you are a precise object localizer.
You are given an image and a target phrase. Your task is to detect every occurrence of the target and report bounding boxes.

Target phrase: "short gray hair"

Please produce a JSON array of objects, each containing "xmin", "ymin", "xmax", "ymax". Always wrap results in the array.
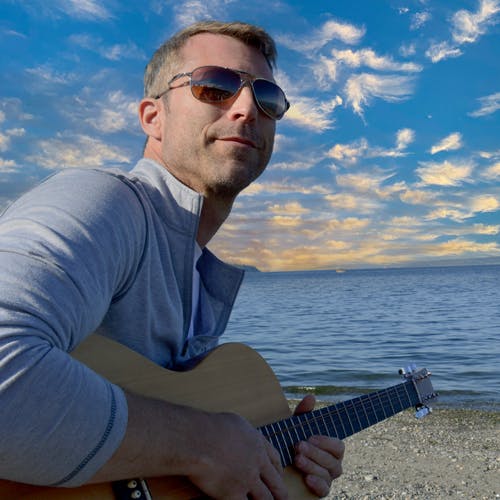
[{"xmin": 143, "ymin": 20, "xmax": 278, "ymax": 98}]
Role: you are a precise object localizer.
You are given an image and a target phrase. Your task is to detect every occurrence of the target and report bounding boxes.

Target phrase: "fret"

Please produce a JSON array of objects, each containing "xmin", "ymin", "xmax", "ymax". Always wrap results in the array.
[
  {"xmin": 265, "ymin": 422, "xmax": 288, "ymax": 466},
  {"xmin": 280, "ymin": 419, "xmax": 296, "ymax": 463},
  {"xmin": 329, "ymin": 404, "xmax": 347, "ymax": 440},
  {"xmin": 339, "ymin": 401, "xmax": 355, "ymax": 436},
  {"xmin": 387, "ymin": 387, "xmax": 397, "ymax": 416},
  {"xmin": 324, "ymin": 404, "xmax": 341, "ymax": 439},
  {"xmin": 258, "ymin": 373, "xmax": 432, "ymax": 471},
  {"xmin": 375, "ymin": 390, "xmax": 389, "ymax": 421},
  {"xmin": 356, "ymin": 395, "xmax": 372, "ymax": 429},
  {"xmin": 346, "ymin": 398, "xmax": 363, "ymax": 434},
  {"xmin": 294, "ymin": 413, "xmax": 309, "ymax": 441},
  {"xmin": 404, "ymin": 380, "xmax": 413, "ymax": 406},
  {"xmin": 391, "ymin": 384, "xmax": 405, "ymax": 413},
  {"xmin": 318, "ymin": 407, "xmax": 330, "ymax": 435}
]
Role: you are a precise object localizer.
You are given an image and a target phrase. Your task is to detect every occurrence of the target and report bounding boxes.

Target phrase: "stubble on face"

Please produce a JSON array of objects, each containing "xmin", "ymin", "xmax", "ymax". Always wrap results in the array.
[{"xmin": 158, "ymin": 34, "xmax": 276, "ymax": 202}]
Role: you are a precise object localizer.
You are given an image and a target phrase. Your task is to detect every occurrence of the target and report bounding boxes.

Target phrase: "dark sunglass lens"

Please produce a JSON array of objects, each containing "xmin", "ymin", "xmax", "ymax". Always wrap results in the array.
[
  {"xmin": 253, "ymin": 79, "xmax": 288, "ymax": 119},
  {"xmin": 191, "ymin": 67, "xmax": 241, "ymax": 102}
]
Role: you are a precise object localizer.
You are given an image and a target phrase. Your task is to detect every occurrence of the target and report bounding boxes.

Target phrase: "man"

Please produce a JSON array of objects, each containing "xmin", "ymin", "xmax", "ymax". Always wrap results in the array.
[{"xmin": 0, "ymin": 21, "xmax": 344, "ymax": 498}]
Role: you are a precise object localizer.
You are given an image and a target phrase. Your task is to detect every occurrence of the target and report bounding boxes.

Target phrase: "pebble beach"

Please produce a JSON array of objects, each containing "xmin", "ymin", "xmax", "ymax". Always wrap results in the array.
[{"xmin": 322, "ymin": 407, "xmax": 499, "ymax": 499}]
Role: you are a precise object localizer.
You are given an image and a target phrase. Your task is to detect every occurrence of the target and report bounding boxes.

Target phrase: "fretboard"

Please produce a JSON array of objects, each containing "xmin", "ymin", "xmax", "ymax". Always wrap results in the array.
[{"xmin": 259, "ymin": 379, "xmax": 420, "ymax": 467}]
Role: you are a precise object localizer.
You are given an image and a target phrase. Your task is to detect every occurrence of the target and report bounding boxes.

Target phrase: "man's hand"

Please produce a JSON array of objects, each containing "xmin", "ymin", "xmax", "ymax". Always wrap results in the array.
[
  {"xmin": 188, "ymin": 411, "xmax": 289, "ymax": 499},
  {"xmin": 293, "ymin": 395, "xmax": 345, "ymax": 498}
]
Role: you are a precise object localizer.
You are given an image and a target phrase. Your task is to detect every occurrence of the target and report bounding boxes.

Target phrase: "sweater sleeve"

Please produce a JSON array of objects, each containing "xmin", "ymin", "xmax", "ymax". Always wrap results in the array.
[{"xmin": 0, "ymin": 169, "xmax": 146, "ymax": 486}]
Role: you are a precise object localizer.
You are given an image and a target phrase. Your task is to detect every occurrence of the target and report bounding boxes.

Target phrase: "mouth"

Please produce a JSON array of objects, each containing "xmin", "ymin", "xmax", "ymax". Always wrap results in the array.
[{"xmin": 217, "ymin": 136, "xmax": 258, "ymax": 149}]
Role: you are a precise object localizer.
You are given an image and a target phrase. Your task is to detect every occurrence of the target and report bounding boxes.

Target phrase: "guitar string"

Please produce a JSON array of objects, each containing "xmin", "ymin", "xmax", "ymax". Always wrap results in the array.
[{"xmin": 259, "ymin": 381, "xmax": 415, "ymax": 443}]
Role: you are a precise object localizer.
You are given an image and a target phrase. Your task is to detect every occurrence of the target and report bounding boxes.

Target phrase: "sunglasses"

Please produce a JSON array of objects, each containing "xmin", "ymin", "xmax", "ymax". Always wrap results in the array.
[{"xmin": 155, "ymin": 65, "xmax": 290, "ymax": 120}]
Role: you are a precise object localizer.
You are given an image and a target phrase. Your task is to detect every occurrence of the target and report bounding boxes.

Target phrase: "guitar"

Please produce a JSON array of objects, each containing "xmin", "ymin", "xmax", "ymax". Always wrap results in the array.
[{"xmin": 0, "ymin": 335, "xmax": 437, "ymax": 499}]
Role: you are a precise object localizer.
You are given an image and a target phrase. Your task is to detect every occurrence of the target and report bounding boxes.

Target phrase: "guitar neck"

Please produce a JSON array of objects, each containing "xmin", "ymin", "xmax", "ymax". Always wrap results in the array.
[{"xmin": 260, "ymin": 379, "xmax": 419, "ymax": 468}]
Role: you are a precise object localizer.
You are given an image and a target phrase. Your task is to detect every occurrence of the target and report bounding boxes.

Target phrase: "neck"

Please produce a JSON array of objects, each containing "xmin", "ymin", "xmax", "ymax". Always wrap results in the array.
[
  {"xmin": 196, "ymin": 195, "xmax": 234, "ymax": 247},
  {"xmin": 141, "ymin": 146, "xmax": 236, "ymax": 247}
]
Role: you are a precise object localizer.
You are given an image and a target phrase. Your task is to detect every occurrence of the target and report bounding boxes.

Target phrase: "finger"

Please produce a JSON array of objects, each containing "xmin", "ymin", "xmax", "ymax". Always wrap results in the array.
[
  {"xmin": 248, "ymin": 478, "xmax": 275, "ymax": 500},
  {"xmin": 293, "ymin": 394, "xmax": 316, "ymax": 415},
  {"xmin": 259, "ymin": 462, "xmax": 289, "ymax": 500},
  {"xmin": 294, "ymin": 438, "xmax": 344, "ymax": 480},
  {"xmin": 264, "ymin": 438, "xmax": 283, "ymax": 473},
  {"xmin": 303, "ymin": 473, "xmax": 331, "ymax": 498},
  {"xmin": 310, "ymin": 435, "xmax": 345, "ymax": 461}
]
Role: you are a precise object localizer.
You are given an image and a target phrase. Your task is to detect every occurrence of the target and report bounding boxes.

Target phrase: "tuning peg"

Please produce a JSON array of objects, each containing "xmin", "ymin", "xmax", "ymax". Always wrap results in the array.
[{"xmin": 415, "ymin": 406, "xmax": 431, "ymax": 419}]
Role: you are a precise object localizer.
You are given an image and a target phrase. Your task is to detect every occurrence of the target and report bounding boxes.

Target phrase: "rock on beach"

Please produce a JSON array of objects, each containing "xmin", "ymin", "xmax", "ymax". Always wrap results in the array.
[{"xmin": 311, "ymin": 407, "xmax": 499, "ymax": 499}]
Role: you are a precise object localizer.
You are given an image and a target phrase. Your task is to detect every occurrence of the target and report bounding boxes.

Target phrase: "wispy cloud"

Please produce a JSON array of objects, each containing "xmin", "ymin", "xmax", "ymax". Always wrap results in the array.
[
  {"xmin": 20, "ymin": 0, "xmax": 114, "ymax": 21},
  {"xmin": 426, "ymin": 0, "xmax": 500, "ymax": 62},
  {"xmin": 469, "ymin": 91, "xmax": 500, "ymax": 117},
  {"xmin": 425, "ymin": 42, "xmax": 463, "ymax": 63},
  {"xmin": 331, "ymin": 48, "xmax": 422, "ymax": 72},
  {"xmin": 69, "ymin": 34, "xmax": 146, "ymax": 61},
  {"xmin": 25, "ymin": 65, "xmax": 77, "ymax": 86},
  {"xmin": 278, "ymin": 19, "xmax": 365, "ymax": 53},
  {"xmin": 483, "ymin": 161, "xmax": 500, "ymax": 179},
  {"xmin": 285, "ymin": 95, "xmax": 341, "ymax": 131},
  {"xmin": 344, "ymin": 73, "xmax": 416, "ymax": 116},
  {"xmin": 80, "ymin": 91, "xmax": 139, "ymax": 134},
  {"xmin": 173, "ymin": 0, "xmax": 240, "ymax": 27},
  {"xmin": 430, "ymin": 132, "xmax": 463, "ymax": 154},
  {"xmin": 61, "ymin": 0, "xmax": 113, "ymax": 20},
  {"xmin": 451, "ymin": 0, "xmax": 500, "ymax": 44},
  {"xmin": 26, "ymin": 133, "xmax": 132, "ymax": 169},
  {"xmin": 328, "ymin": 128, "xmax": 415, "ymax": 164},
  {"xmin": 411, "ymin": 11, "xmax": 432, "ymax": 30},
  {"xmin": 417, "ymin": 159, "xmax": 474, "ymax": 186}
]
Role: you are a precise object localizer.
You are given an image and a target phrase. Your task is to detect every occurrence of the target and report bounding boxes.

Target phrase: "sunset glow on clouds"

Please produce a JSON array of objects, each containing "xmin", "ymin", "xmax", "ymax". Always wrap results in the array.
[{"xmin": 1, "ymin": 0, "xmax": 499, "ymax": 271}]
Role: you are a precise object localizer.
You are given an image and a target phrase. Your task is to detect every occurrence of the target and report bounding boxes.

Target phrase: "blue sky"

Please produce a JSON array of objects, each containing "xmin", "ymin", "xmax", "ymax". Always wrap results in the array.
[{"xmin": 1, "ymin": 0, "xmax": 499, "ymax": 271}]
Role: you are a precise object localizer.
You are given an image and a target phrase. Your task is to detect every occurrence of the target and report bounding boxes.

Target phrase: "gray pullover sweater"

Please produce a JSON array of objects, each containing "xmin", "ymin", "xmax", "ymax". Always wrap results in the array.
[{"xmin": 0, "ymin": 159, "xmax": 243, "ymax": 486}]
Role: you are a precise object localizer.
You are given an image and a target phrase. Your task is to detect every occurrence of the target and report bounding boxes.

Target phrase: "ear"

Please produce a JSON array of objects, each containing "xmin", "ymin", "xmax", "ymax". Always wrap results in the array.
[{"xmin": 138, "ymin": 98, "xmax": 163, "ymax": 140}]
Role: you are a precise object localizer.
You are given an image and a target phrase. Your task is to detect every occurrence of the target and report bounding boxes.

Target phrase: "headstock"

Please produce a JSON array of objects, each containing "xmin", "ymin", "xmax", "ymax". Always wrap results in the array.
[{"xmin": 400, "ymin": 364, "xmax": 438, "ymax": 419}]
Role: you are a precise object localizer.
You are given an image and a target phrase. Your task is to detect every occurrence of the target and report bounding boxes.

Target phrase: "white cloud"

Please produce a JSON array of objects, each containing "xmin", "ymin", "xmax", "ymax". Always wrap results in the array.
[
  {"xmin": 399, "ymin": 43, "xmax": 417, "ymax": 57},
  {"xmin": 426, "ymin": 0, "xmax": 500, "ymax": 62},
  {"xmin": 84, "ymin": 91, "xmax": 138, "ymax": 133},
  {"xmin": 344, "ymin": 73, "xmax": 416, "ymax": 116},
  {"xmin": 451, "ymin": 0, "xmax": 500, "ymax": 44},
  {"xmin": 430, "ymin": 132, "xmax": 463, "ymax": 154},
  {"xmin": 56, "ymin": 0, "xmax": 112, "ymax": 20},
  {"xmin": 425, "ymin": 42, "xmax": 462, "ymax": 63},
  {"xmin": 173, "ymin": 0, "xmax": 239, "ymax": 27},
  {"xmin": 26, "ymin": 133, "xmax": 131, "ymax": 169},
  {"xmin": 396, "ymin": 128, "xmax": 415, "ymax": 150},
  {"xmin": 312, "ymin": 56, "xmax": 340, "ymax": 88},
  {"xmin": 25, "ymin": 65, "xmax": 77, "ymax": 86},
  {"xmin": 469, "ymin": 92, "xmax": 500, "ymax": 117},
  {"xmin": 0, "ymin": 132, "xmax": 10, "ymax": 152},
  {"xmin": 69, "ymin": 34, "xmax": 145, "ymax": 61},
  {"xmin": 278, "ymin": 19, "xmax": 365, "ymax": 53},
  {"xmin": 469, "ymin": 194, "xmax": 500, "ymax": 213},
  {"xmin": 285, "ymin": 95, "xmax": 341, "ymax": 131},
  {"xmin": 417, "ymin": 159, "xmax": 474, "ymax": 186},
  {"xmin": 483, "ymin": 161, "xmax": 500, "ymax": 179},
  {"xmin": 327, "ymin": 129, "xmax": 414, "ymax": 165},
  {"xmin": 332, "ymin": 48, "xmax": 422, "ymax": 72},
  {"xmin": 411, "ymin": 11, "xmax": 431, "ymax": 30},
  {"xmin": 0, "ymin": 158, "xmax": 17, "ymax": 172}
]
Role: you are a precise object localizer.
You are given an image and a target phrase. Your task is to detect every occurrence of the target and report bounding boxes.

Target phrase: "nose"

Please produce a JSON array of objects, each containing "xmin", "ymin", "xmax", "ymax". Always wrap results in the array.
[{"xmin": 226, "ymin": 83, "xmax": 259, "ymax": 122}]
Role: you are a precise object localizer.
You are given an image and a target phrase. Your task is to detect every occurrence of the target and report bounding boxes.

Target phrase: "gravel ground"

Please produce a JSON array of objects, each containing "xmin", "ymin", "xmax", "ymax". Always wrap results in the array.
[{"xmin": 323, "ymin": 408, "xmax": 499, "ymax": 499}]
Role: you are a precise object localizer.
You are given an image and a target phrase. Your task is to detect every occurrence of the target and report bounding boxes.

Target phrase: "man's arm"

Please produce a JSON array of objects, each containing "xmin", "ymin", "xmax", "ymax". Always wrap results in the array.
[
  {"xmin": 91, "ymin": 391, "xmax": 289, "ymax": 499},
  {"xmin": 0, "ymin": 170, "xmax": 146, "ymax": 486},
  {"xmin": 91, "ymin": 392, "xmax": 343, "ymax": 499}
]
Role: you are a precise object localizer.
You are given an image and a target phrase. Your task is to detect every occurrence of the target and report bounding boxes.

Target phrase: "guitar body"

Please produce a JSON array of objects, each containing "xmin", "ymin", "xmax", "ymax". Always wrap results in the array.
[{"xmin": 1, "ymin": 335, "xmax": 316, "ymax": 499}]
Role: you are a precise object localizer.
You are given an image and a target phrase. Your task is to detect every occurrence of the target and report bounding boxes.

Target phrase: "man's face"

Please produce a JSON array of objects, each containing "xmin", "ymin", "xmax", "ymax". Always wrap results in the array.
[{"xmin": 156, "ymin": 33, "xmax": 277, "ymax": 200}]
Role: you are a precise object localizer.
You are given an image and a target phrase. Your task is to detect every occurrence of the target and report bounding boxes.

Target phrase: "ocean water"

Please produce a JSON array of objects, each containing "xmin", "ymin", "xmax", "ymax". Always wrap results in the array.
[{"xmin": 224, "ymin": 265, "xmax": 500, "ymax": 411}]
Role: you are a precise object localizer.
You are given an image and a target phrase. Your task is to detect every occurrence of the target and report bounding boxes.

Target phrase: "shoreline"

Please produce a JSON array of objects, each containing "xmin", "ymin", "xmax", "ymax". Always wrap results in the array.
[{"xmin": 287, "ymin": 403, "xmax": 499, "ymax": 498}]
